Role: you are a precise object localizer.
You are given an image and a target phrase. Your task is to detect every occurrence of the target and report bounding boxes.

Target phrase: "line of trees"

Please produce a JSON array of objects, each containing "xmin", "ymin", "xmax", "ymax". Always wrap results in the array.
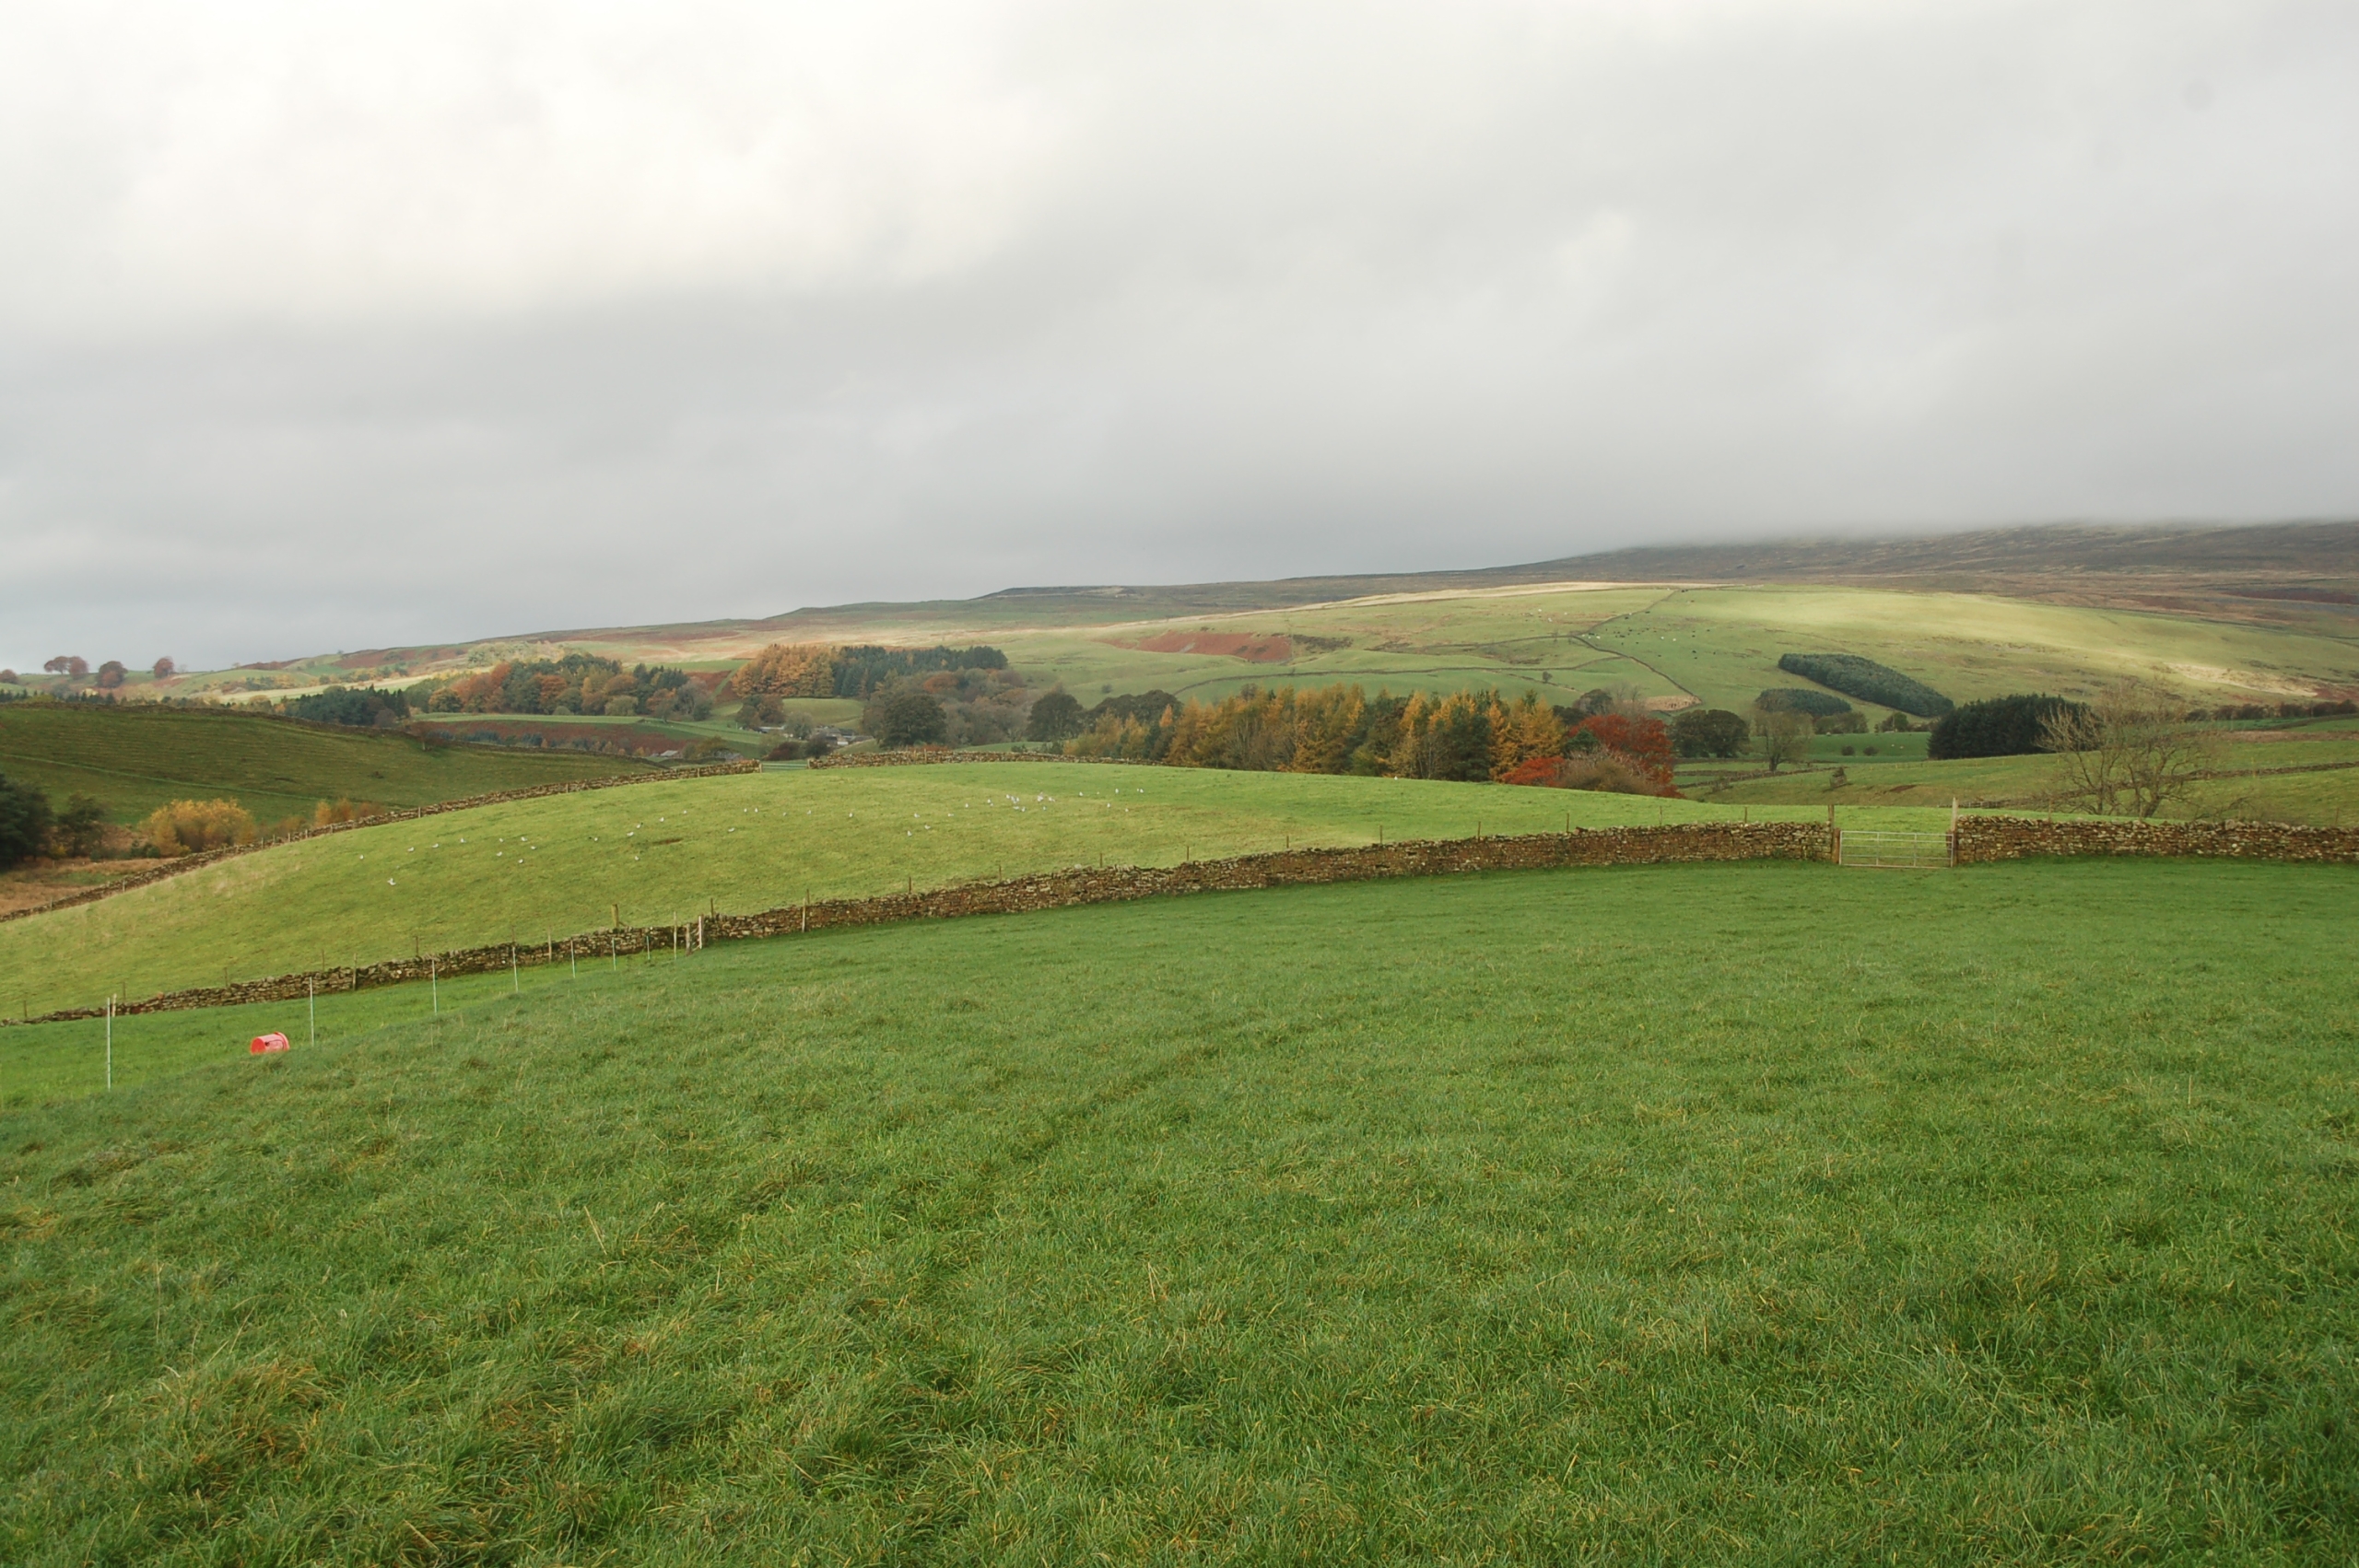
[
  {"xmin": 730, "ymin": 642, "xmax": 1011, "ymax": 701},
  {"xmin": 1775, "ymin": 652, "xmax": 1954, "ymax": 716},
  {"xmin": 1060, "ymin": 683, "xmax": 1679, "ymax": 792},
  {"xmin": 416, "ymin": 655, "xmax": 715, "ymax": 721}
]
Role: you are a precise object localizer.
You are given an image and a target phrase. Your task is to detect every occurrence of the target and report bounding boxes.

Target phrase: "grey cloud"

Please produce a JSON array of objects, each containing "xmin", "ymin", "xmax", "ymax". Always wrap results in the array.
[{"xmin": 3, "ymin": 0, "xmax": 2355, "ymax": 668}]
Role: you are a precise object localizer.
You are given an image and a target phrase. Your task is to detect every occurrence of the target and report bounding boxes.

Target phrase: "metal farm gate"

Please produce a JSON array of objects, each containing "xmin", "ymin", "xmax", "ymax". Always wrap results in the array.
[{"xmin": 1835, "ymin": 828, "xmax": 1955, "ymax": 870}]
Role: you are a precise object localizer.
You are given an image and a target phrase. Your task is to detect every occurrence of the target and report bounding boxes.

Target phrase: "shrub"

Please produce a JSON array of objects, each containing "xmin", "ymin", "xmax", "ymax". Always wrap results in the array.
[
  {"xmin": 1927, "ymin": 694, "xmax": 2087, "ymax": 760},
  {"xmin": 1671, "ymin": 708, "xmax": 1750, "ymax": 758},
  {"xmin": 1813, "ymin": 710, "xmax": 1868, "ymax": 734},
  {"xmin": 1755, "ymin": 688, "xmax": 1853, "ymax": 718},
  {"xmin": 53, "ymin": 794, "xmax": 110, "ymax": 858},
  {"xmin": 1501, "ymin": 753, "xmax": 1670, "ymax": 796},
  {"xmin": 0, "ymin": 772, "xmax": 54, "ymax": 869},
  {"xmin": 142, "ymin": 799, "xmax": 257, "ymax": 856},
  {"xmin": 1777, "ymin": 653, "xmax": 1954, "ymax": 716},
  {"xmin": 311, "ymin": 799, "xmax": 388, "ymax": 827}
]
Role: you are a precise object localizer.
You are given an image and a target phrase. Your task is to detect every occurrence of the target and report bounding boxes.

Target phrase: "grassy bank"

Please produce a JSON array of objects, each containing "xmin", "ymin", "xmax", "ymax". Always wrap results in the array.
[
  {"xmin": 0, "ymin": 703, "xmax": 647, "ymax": 825},
  {"xmin": 3, "ymin": 859, "xmax": 2353, "ymax": 1562},
  {"xmin": 0, "ymin": 763, "xmax": 1952, "ymax": 1017}
]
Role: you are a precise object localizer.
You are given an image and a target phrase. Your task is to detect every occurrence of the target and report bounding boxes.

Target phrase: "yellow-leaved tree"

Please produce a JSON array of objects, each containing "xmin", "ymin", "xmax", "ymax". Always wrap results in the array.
[{"xmin": 143, "ymin": 800, "xmax": 257, "ymax": 856}]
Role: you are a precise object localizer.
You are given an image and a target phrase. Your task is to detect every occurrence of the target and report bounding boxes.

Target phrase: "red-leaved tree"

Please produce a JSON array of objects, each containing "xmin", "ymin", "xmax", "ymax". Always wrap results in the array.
[{"xmin": 1574, "ymin": 712, "xmax": 1674, "ymax": 789}]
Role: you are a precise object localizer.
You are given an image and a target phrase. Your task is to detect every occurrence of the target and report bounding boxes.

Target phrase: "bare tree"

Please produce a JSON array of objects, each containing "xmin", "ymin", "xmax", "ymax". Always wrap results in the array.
[
  {"xmin": 2040, "ymin": 683, "xmax": 2220, "ymax": 818},
  {"xmin": 1754, "ymin": 708, "xmax": 1814, "ymax": 772}
]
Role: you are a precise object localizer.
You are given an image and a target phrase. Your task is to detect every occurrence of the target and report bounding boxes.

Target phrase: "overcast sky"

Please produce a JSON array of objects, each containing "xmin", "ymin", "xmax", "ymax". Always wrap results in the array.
[{"xmin": 3, "ymin": 1, "xmax": 2354, "ymax": 670}]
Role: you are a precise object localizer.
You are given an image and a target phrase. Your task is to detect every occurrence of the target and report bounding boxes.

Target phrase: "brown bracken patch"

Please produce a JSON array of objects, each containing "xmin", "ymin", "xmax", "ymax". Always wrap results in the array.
[{"xmin": 1125, "ymin": 632, "xmax": 1294, "ymax": 663}]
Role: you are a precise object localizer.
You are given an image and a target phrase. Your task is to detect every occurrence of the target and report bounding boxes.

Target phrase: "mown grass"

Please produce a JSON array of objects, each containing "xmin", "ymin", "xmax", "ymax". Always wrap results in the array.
[
  {"xmin": 0, "ymin": 703, "xmax": 646, "ymax": 825},
  {"xmin": 0, "ymin": 763, "xmax": 1954, "ymax": 1017},
  {"xmin": 3, "ymin": 859, "xmax": 2354, "ymax": 1563}
]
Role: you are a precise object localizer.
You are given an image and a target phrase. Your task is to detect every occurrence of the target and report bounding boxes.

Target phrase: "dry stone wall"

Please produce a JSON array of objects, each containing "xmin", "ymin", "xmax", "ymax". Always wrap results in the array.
[
  {"xmin": 1955, "ymin": 815, "xmax": 2359, "ymax": 864},
  {"xmin": 9, "ymin": 822, "xmax": 1826, "ymax": 1024},
  {"xmin": 16, "ymin": 813, "xmax": 2356, "ymax": 1028},
  {"xmin": 810, "ymin": 749, "xmax": 1121, "ymax": 770}
]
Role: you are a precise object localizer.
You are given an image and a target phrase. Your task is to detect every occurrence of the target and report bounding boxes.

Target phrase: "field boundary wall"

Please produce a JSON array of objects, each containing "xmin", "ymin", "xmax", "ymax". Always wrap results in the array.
[
  {"xmin": 810, "ymin": 748, "xmax": 1128, "ymax": 769},
  {"xmin": 1952, "ymin": 815, "xmax": 2359, "ymax": 864},
  {"xmin": 11, "ymin": 813, "xmax": 2355, "ymax": 1027},
  {"xmin": 0, "ymin": 761, "xmax": 758, "ymax": 927}
]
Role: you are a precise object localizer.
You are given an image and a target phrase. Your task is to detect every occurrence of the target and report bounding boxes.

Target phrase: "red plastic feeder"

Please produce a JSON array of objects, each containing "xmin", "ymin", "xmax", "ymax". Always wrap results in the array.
[{"xmin": 250, "ymin": 1033, "xmax": 290, "ymax": 1055}]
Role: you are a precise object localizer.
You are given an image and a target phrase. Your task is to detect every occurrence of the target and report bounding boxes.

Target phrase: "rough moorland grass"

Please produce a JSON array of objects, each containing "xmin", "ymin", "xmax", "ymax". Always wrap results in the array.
[
  {"xmin": 3, "ymin": 860, "xmax": 2354, "ymax": 1563},
  {"xmin": 0, "ymin": 763, "xmax": 1954, "ymax": 1017},
  {"xmin": 0, "ymin": 703, "xmax": 645, "ymax": 825}
]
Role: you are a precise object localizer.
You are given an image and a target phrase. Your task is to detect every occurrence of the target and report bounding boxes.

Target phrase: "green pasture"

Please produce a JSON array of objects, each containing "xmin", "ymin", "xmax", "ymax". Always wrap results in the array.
[
  {"xmin": 1685, "ymin": 726, "xmax": 2359, "ymax": 824},
  {"xmin": 0, "ymin": 703, "xmax": 646, "ymax": 825},
  {"xmin": 0, "ymin": 764, "xmax": 1951, "ymax": 1017},
  {"xmin": 4, "ymin": 860, "xmax": 2354, "ymax": 1562}
]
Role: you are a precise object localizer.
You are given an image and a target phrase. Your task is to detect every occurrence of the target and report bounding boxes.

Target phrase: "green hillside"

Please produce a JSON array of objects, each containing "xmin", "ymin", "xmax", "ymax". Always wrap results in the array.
[
  {"xmin": 0, "ymin": 703, "xmax": 650, "ymax": 825},
  {"xmin": 772, "ymin": 581, "xmax": 2359, "ymax": 720},
  {"xmin": 4, "ymin": 860, "xmax": 2353, "ymax": 1562},
  {"xmin": 0, "ymin": 762, "xmax": 1960, "ymax": 1017}
]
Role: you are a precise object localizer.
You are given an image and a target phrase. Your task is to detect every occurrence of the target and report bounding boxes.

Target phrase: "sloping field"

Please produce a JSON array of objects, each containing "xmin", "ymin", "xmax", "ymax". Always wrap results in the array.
[
  {"xmin": 883, "ymin": 581, "xmax": 2359, "ymax": 716},
  {"xmin": 3, "ymin": 860, "xmax": 2353, "ymax": 1562},
  {"xmin": 0, "ymin": 763, "xmax": 1951, "ymax": 1017},
  {"xmin": 1584, "ymin": 587, "xmax": 2359, "ymax": 715},
  {"xmin": 0, "ymin": 704, "xmax": 647, "ymax": 825}
]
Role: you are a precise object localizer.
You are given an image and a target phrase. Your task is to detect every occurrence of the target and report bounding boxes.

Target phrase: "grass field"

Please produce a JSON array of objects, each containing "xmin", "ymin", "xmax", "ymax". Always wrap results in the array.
[
  {"xmin": 1681, "ymin": 720, "xmax": 2359, "ymax": 824},
  {"xmin": 0, "ymin": 703, "xmax": 649, "ymax": 825},
  {"xmin": 767, "ymin": 581, "xmax": 2359, "ymax": 717},
  {"xmin": 3, "ymin": 859, "xmax": 2353, "ymax": 1562},
  {"xmin": 0, "ymin": 763, "xmax": 1955, "ymax": 1018},
  {"xmin": 101, "ymin": 572, "xmax": 2359, "ymax": 736}
]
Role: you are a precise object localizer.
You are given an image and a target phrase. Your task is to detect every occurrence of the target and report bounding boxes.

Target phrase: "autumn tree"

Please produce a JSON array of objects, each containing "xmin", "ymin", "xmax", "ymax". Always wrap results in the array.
[
  {"xmin": 141, "ymin": 799, "xmax": 257, "ymax": 855},
  {"xmin": 729, "ymin": 643, "xmax": 836, "ymax": 699},
  {"xmin": 152, "ymin": 657, "xmax": 176, "ymax": 679},
  {"xmin": 96, "ymin": 661, "xmax": 128, "ymax": 689},
  {"xmin": 1488, "ymin": 692, "xmax": 1567, "ymax": 779}
]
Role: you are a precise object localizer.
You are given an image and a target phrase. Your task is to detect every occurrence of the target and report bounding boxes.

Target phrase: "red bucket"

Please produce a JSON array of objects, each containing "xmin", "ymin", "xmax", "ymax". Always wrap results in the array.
[{"xmin": 250, "ymin": 1033, "xmax": 290, "ymax": 1055}]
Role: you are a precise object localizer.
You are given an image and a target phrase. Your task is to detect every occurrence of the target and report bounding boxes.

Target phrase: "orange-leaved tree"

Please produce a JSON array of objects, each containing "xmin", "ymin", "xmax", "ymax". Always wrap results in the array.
[{"xmin": 729, "ymin": 643, "xmax": 836, "ymax": 699}]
